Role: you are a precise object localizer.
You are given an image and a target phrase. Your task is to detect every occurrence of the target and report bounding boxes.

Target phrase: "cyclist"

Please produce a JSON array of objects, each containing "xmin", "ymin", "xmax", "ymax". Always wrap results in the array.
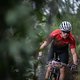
[{"xmin": 38, "ymin": 21, "xmax": 78, "ymax": 80}]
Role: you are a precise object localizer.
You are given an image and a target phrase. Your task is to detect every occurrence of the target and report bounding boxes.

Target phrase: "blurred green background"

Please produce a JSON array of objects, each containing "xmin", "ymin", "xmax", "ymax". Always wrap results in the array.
[{"xmin": 0, "ymin": 0, "xmax": 80, "ymax": 80}]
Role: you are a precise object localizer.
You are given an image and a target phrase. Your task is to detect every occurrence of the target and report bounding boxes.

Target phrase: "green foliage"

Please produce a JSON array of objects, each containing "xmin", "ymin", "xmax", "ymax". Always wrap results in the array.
[
  {"xmin": 0, "ymin": 0, "xmax": 80, "ymax": 80},
  {"xmin": 5, "ymin": 3, "xmax": 35, "ymax": 39}
]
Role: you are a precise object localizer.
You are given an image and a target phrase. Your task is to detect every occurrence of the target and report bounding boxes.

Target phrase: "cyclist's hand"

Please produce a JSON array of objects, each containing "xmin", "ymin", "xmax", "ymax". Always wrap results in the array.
[{"xmin": 37, "ymin": 51, "xmax": 43, "ymax": 60}]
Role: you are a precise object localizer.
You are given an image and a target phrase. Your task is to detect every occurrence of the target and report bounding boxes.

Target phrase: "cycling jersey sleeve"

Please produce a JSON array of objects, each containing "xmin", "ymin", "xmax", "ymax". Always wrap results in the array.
[{"xmin": 49, "ymin": 29, "xmax": 60, "ymax": 38}]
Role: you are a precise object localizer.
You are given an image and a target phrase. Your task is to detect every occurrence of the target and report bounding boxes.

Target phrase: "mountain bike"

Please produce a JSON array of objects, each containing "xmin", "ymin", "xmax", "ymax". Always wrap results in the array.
[
  {"xmin": 48, "ymin": 60, "xmax": 66, "ymax": 80},
  {"xmin": 48, "ymin": 60, "xmax": 78, "ymax": 80}
]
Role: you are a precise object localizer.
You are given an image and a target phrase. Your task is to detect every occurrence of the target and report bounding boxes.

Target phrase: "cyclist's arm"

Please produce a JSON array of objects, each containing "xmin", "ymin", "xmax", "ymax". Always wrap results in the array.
[
  {"xmin": 70, "ymin": 35, "xmax": 78, "ymax": 65},
  {"xmin": 38, "ymin": 37, "xmax": 52, "ymax": 58},
  {"xmin": 39, "ymin": 36, "xmax": 52, "ymax": 51},
  {"xmin": 71, "ymin": 48, "xmax": 78, "ymax": 65},
  {"xmin": 39, "ymin": 30, "xmax": 59, "ymax": 50}
]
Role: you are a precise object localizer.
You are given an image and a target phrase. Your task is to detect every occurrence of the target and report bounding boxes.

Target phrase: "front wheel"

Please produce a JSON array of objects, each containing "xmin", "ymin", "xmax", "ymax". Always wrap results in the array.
[{"xmin": 48, "ymin": 68, "xmax": 60, "ymax": 80}]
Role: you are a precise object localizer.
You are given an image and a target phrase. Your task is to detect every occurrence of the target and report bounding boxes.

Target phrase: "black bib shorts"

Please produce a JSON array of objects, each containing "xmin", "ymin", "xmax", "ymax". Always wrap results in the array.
[{"xmin": 48, "ymin": 43, "xmax": 69, "ymax": 64}]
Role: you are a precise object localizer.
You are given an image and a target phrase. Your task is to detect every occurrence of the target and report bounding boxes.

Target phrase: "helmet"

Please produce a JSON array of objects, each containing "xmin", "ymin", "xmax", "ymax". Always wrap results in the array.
[{"xmin": 60, "ymin": 21, "xmax": 72, "ymax": 32}]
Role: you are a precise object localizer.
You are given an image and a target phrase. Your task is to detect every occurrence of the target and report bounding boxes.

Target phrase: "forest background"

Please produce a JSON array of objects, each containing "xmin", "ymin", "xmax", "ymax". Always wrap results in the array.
[{"xmin": 0, "ymin": 0, "xmax": 80, "ymax": 80}]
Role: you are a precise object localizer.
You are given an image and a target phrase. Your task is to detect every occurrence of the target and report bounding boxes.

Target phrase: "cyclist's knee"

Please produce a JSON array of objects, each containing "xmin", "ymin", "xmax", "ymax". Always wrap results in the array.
[
  {"xmin": 60, "ymin": 66, "xmax": 66, "ymax": 74},
  {"xmin": 47, "ymin": 65, "xmax": 52, "ymax": 71},
  {"xmin": 45, "ymin": 66, "xmax": 51, "ymax": 79}
]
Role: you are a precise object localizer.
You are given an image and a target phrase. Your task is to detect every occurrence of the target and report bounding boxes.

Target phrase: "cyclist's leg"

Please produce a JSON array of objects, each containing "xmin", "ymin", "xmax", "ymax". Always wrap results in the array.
[
  {"xmin": 59, "ymin": 66, "xmax": 66, "ymax": 80},
  {"xmin": 45, "ymin": 45, "xmax": 55, "ymax": 80},
  {"xmin": 59, "ymin": 52, "xmax": 69, "ymax": 80},
  {"xmin": 45, "ymin": 65, "xmax": 52, "ymax": 80}
]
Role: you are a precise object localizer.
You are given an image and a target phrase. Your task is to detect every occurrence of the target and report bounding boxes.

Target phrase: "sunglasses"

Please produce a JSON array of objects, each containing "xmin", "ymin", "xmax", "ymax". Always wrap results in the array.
[{"xmin": 62, "ymin": 31, "xmax": 70, "ymax": 34}]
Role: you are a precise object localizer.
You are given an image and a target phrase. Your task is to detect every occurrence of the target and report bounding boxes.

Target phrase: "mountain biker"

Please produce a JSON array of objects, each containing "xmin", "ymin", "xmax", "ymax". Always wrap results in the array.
[{"xmin": 38, "ymin": 21, "xmax": 78, "ymax": 80}]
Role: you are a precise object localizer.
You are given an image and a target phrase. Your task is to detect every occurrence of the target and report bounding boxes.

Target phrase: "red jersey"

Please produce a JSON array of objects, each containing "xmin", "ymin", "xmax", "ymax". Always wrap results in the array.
[{"xmin": 49, "ymin": 29, "xmax": 76, "ymax": 49}]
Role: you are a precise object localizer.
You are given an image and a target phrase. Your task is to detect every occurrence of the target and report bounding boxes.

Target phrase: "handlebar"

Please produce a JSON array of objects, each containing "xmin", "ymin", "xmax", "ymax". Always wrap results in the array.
[
  {"xmin": 48, "ymin": 60, "xmax": 78, "ymax": 72},
  {"xmin": 49, "ymin": 60, "xmax": 77, "ymax": 69},
  {"xmin": 49, "ymin": 60, "xmax": 67, "ymax": 68}
]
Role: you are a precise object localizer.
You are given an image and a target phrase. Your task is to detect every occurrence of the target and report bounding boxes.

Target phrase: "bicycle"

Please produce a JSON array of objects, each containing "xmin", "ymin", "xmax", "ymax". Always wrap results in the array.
[
  {"xmin": 48, "ymin": 60, "xmax": 66, "ymax": 80},
  {"xmin": 47, "ymin": 60, "xmax": 78, "ymax": 80}
]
